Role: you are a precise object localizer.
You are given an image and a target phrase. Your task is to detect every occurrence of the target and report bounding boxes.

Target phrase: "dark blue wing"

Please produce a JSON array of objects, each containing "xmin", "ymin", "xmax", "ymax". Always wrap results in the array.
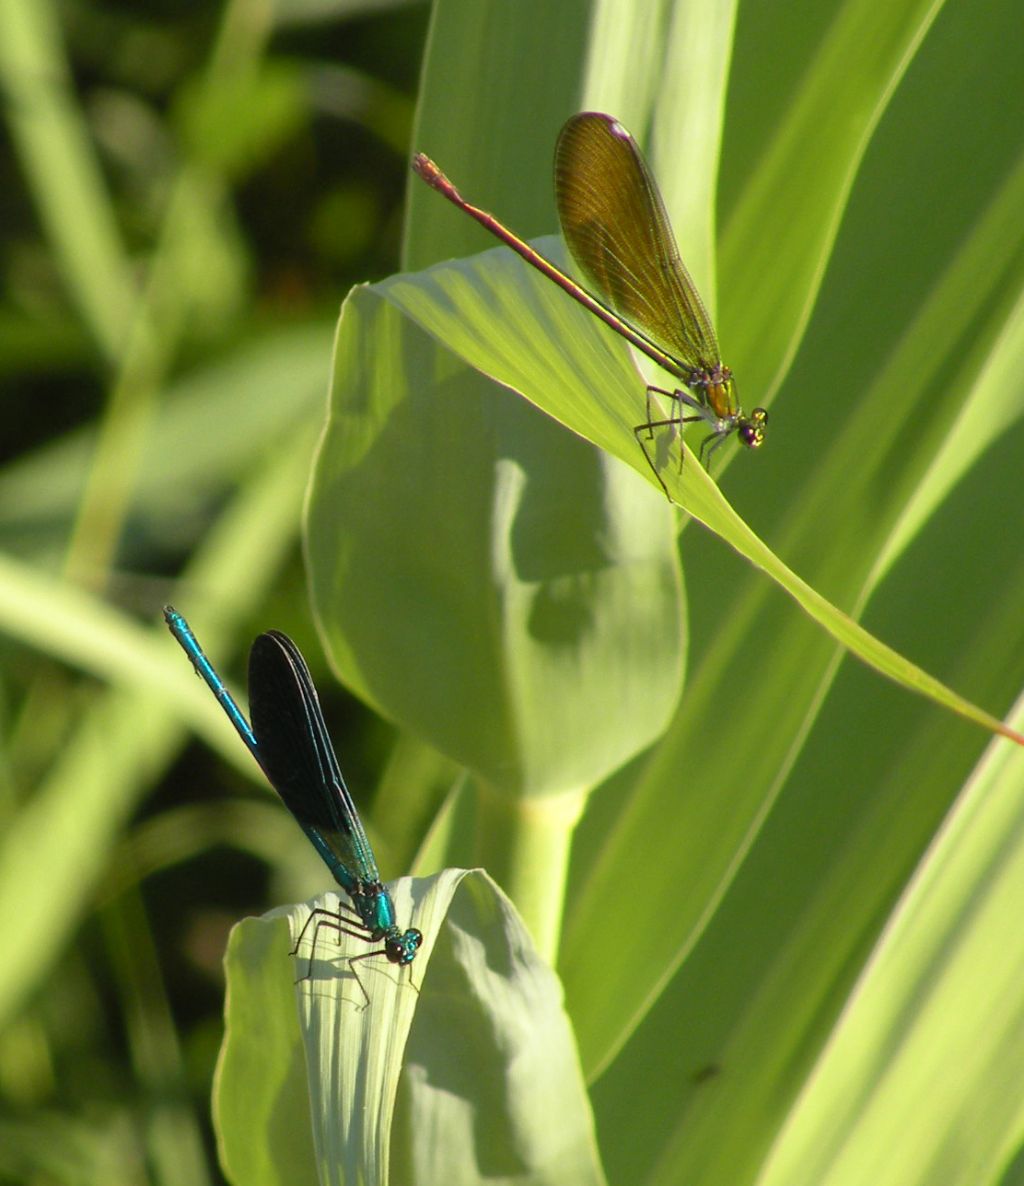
[{"xmin": 247, "ymin": 631, "xmax": 381, "ymax": 888}]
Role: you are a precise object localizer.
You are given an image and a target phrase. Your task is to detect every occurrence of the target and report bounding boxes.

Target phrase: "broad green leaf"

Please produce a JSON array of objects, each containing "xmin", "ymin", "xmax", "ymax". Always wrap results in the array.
[
  {"xmin": 568, "ymin": 4, "xmax": 1024, "ymax": 1170},
  {"xmin": 583, "ymin": 369, "xmax": 1024, "ymax": 1184},
  {"xmin": 395, "ymin": 872, "xmax": 605, "ymax": 1186},
  {"xmin": 720, "ymin": 0, "xmax": 947, "ymax": 402},
  {"xmin": 408, "ymin": 0, "xmax": 596, "ymax": 272},
  {"xmin": 305, "ymin": 288, "xmax": 682, "ymax": 955},
  {"xmin": 306, "ymin": 284, "xmax": 684, "ymax": 801},
  {"xmin": 215, "ymin": 916, "xmax": 317, "ymax": 1186},
  {"xmin": 372, "ymin": 0, "xmax": 1024, "ymax": 1108},
  {"xmin": 565, "ymin": 91, "xmax": 1024, "ymax": 1093},
  {"xmin": 371, "ymin": 247, "xmax": 1020, "ymax": 745},
  {"xmin": 758, "ymin": 703, "xmax": 1024, "ymax": 1186},
  {"xmin": 215, "ymin": 872, "xmax": 605, "ymax": 1186}
]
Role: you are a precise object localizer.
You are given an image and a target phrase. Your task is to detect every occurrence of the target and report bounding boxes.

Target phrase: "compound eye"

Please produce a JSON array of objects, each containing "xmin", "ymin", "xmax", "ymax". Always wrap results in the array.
[{"xmin": 739, "ymin": 407, "xmax": 768, "ymax": 448}]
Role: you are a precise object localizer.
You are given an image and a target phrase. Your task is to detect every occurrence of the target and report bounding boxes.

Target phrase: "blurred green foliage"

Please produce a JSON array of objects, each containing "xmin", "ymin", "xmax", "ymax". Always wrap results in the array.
[
  {"xmin": 2, "ymin": 0, "xmax": 1024, "ymax": 1184},
  {"xmin": 0, "ymin": 1, "xmax": 427, "ymax": 1182}
]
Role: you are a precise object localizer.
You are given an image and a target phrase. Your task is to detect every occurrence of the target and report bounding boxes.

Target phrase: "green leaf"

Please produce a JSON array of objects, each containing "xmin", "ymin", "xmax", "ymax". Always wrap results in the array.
[
  {"xmin": 306, "ymin": 283, "xmax": 685, "ymax": 800},
  {"xmin": 215, "ymin": 916, "xmax": 317, "ymax": 1186},
  {"xmin": 720, "ymin": 0, "xmax": 949, "ymax": 401},
  {"xmin": 371, "ymin": 245, "xmax": 1020, "ymax": 744},
  {"xmin": 215, "ymin": 871, "xmax": 606, "ymax": 1186},
  {"xmin": 758, "ymin": 706, "xmax": 1024, "ymax": 1186}
]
